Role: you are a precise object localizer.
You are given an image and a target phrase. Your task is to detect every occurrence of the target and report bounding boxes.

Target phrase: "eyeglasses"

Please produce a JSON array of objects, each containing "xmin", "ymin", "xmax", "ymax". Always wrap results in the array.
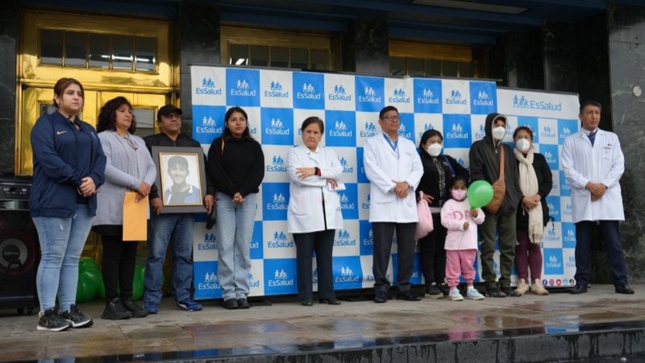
[
  {"xmin": 124, "ymin": 135, "xmax": 139, "ymax": 150},
  {"xmin": 382, "ymin": 115, "xmax": 400, "ymax": 121}
]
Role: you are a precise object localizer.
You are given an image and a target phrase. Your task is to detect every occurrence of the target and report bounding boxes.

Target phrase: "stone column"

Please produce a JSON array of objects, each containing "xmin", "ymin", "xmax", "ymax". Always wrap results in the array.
[
  {"xmin": 0, "ymin": 1, "xmax": 18, "ymax": 174},
  {"xmin": 543, "ymin": 21, "xmax": 578, "ymax": 93},
  {"xmin": 342, "ymin": 17, "xmax": 389, "ymax": 76},
  {"xmin": 179, "ymin": 0, "xmax": 221, "ymax": 134},
  {"xmin": 606, "ymin": 4, "xmax": 645, "ymax": 283}
]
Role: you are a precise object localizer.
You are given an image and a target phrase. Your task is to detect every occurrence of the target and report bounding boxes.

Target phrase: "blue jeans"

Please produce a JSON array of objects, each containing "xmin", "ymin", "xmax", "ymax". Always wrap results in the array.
[
  {"xmin": 216, "ymin": 192, "xmax": 257, "ymax": 300},
  {"xmin": 144, "ymin": 213, "xmax": 195, "ymax": 307},
  {"xmin": 32, "ymin": 204, "xmax": 94, "ymax": 312}
]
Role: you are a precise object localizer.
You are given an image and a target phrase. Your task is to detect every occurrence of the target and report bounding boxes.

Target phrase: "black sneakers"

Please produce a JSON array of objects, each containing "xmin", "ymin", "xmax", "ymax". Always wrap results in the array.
[
  {"xmin": 122, "ymin": 299, "xmax": 149, "ymax": 318},
  {"xmin": 37, "ymin": 307, "xmax": 71, "ymax": 332},
  {"xmin": 101, "ymin": 298, "xmax": 132, "ymax": 320},
  {"xmin": 59, "ymin": 304, "xmax": 94, "ymax": 328}
]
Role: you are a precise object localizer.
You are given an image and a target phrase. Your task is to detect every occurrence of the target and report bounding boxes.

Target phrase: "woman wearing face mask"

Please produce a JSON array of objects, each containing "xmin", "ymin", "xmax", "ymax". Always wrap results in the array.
[
  {"xmin": 416, "ymin": 129, "xmax": 469, "ymax": 297},
  {"xmin": 512, "ymin": 126, "xmax": 552, "ymax": 296},
  {"xmin": 469, "ymin": 113, "xmax": 522, "ymax": 298}
]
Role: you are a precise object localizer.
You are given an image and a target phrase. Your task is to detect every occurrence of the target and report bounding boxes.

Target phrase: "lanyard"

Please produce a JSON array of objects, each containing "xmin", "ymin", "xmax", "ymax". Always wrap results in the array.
[{"xmin": 383, "ymin": 133, "xmax": 399, "ymax": 155}]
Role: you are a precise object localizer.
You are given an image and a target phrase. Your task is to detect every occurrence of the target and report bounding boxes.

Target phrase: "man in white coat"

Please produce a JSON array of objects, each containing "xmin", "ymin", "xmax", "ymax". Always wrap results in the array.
[
  {"xmin": 561, "ymin": 100, "xmax": 634, "ymax": 295},
  {"xmin": 364, "ymin": 106, "xmax": 424, "ymax": 303}
]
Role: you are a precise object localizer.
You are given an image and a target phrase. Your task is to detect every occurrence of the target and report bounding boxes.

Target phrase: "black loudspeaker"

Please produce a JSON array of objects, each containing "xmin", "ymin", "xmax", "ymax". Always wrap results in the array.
[{"xmin": 0, "ymin": 176, "xmax": 38, "ymax": 315}]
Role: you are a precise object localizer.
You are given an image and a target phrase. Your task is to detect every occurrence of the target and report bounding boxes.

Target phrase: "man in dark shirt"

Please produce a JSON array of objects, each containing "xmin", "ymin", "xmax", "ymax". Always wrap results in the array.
[{"xmin": 142, "ymin": 105, "xmax": 214, "ymax": 313}]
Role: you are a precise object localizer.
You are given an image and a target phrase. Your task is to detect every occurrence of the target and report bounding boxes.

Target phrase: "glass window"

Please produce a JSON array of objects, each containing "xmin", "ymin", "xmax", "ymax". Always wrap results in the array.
[
  {"xmin": 64, "ymin": 31, "xmax": 86, "ymax": 67},
  {"xmin": 270, "ymin": 47, "xmax": 289, "ymax": 68},
  {"xmin": 40, "ymin": 103, "xmax": 57, "ymax": 116},
  {"xmin": 443, "ymin": 61, "xmax": 459, "ymax": 77},
  {"xmin": 229, "ymin": 44, "xmax": 248, "ymax": 65},
  {"xmin": 407, "ymin": 58, "xmax": 424, "ymax": 76},
  {"xmin": 132, "ymin": 108, "xmax": 155, "ymax": 138},
  {"xmin": 291, "ymin": 48, "xmax": 308, "ymax": 69},
  {"xmin": 459, "ymin": 61, "xmax": 474, "ymax": 78},
  {"xmin": 112, "ymin": 35, "xmax": 133, "ymax": 70},
  {"xmin": 390, "ymin": 57, "xmax": 405, "ymax": 76},
  {"xmin": 89, "ymin": 33, "xmax": 110, "ymax": 69},
  {"xmin": 135, "ymin": 37, "xmax": 156, "ymax": 72},
  {"xmin": 310, "ymin": 49, "xmax": 329, "ymax": 71},
  {"xmin": 250, "ymin": 45, "xmax": 268, "ymax": 67},
  {"xmin": 426, "ymin": 59, "xmax": 442, "ymax": 77},
  {"xmin": 40, "ymin": 29, "xmax": 63, "ymax": 66}
]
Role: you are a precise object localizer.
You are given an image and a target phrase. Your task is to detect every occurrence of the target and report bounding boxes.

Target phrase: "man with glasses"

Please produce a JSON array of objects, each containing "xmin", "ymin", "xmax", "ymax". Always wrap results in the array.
[
  {"xmin": 142, "ymin": 105, "xmax": 215, "ymax": 313},
  {"xmin": 363, "ymin": 105, "xmax": 423, "ymax": 303}
]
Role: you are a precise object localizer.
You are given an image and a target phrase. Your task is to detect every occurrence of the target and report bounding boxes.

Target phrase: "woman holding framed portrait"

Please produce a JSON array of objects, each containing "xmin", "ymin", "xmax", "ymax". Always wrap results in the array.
[
  {"xmin": 207, "ymin": 106, "xmax": 265, "ymax": 310},
  {"xmin": 94, "ymin": 96, "xmax": 157, "ymax": 320}
]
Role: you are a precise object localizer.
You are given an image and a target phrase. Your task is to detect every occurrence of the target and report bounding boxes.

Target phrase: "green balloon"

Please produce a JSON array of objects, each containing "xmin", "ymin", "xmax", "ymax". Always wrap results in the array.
[
  {"xmin": 132, "ymin": 278, "xmax": 144, "ymax": 301},
  {"xmin": 83, "ymin": 269, "xmax": 103, "ymax": 297},
  {"xmin": 467, "ymin": 180, "xmax": 494, "ymax": 209},
  {"xmin": 134, "ymin": 264, "xmax": 145, "ymax": 282},
  {"xmin": 76, "ymin": 271, "xmax": 97, "ymax": 303},
  {"xmin": 79, "ymin": 257, "xmax": 100, "ymax": 273}
]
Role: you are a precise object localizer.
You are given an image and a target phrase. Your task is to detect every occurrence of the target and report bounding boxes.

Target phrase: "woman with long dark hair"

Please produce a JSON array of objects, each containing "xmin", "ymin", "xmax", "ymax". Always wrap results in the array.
[
  {"xmin": 94, "ymin": 96, "xmax": 157, "ymax": 319},
  {"xmin": 416, "ymin": 129, "xmax": 469, "ymax": 297},
  {"xmin": 207, "ymin": 106, "xmax": 264, "ymax": 309}
]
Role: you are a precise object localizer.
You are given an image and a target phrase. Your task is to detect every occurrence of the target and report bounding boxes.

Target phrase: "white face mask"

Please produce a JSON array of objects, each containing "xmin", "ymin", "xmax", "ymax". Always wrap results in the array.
[
  {"xmin": 515, "ymin": 138, "xmax": 531, "ymax": 152},
  {"xmin": 492, "ymin": 126, "xmax": 506, "ymax": 141},
  {"xmin": 425, "ymin": 143, "xmax": 443, "ymax": 157}
]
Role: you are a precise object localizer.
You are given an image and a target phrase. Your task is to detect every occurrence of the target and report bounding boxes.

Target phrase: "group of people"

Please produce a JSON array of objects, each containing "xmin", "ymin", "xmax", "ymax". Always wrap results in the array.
[{"xmin": 30, "ymin": 77, "xmax": 634, "ymax": 332}]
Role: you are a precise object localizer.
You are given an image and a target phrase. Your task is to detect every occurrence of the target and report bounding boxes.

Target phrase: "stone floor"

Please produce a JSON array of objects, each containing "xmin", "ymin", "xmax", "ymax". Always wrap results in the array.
[{"xmin": 0, "ymin": 284, "xmax": 644, "ymax": 362}]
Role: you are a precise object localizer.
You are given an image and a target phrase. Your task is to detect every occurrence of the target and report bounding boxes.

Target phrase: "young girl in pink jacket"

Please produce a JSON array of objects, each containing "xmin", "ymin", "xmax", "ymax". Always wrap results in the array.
[{"xmin": 441, "ymin": 177, "xmax": 486, "ymax": 301}]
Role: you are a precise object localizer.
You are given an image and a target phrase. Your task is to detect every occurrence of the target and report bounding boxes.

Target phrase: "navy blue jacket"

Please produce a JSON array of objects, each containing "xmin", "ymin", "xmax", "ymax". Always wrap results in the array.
[{"xmin": 30, "ymin": 111, "xmax": 106, "ymax": 218}]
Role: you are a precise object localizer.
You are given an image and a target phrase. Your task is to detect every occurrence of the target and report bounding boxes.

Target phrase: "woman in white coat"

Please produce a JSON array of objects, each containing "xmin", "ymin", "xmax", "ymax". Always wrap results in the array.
[{"xmin": 287, "ymin": 117, "xmax": 343, "ymax": 306}]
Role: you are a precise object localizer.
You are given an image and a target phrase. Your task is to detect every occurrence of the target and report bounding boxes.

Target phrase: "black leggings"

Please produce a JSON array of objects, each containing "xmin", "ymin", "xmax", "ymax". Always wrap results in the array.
[{"xmin": 101, "ymin": 235, "xmax": 139, "ymax": 302}]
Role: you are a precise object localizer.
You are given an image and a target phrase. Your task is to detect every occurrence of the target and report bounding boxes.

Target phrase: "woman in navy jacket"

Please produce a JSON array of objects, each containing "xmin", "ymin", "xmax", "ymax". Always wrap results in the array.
[{"xmin": 30, "ymin": 78, "xmax": 106, "ymax": 332}]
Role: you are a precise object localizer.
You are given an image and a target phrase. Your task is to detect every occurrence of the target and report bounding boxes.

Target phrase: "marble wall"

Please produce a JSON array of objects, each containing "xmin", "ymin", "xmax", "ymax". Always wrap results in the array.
[
  {"xmin": 606, "ymin": 5, "xmax": 645, "ymax": 283},
  {"xmin": 0, "ymin": 2, "xmax": 18, "ymax": 175},
  {"xmin": 179, "ymin": 0, "xmax": 221, "ymax": 134}
]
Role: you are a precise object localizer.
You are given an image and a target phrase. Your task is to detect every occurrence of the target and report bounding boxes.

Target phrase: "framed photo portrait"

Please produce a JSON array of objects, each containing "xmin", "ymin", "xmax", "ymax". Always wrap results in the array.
[{"xmin": 151, "ymin": 146, "xmax": 207, "ymax": 214}]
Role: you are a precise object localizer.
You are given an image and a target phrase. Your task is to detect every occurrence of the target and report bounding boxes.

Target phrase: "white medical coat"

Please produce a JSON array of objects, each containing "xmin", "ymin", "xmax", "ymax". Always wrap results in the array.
[
  {"xmin": 286, "ymin": 145, "xmax": 344, "ymax": 233},
  {"xmin": 363, "ymin": 133, "xmax": 423, "ymax": 223},
  {"xmin": 561, "ymin": 128, "xmax": 625, "ymax": 223}
]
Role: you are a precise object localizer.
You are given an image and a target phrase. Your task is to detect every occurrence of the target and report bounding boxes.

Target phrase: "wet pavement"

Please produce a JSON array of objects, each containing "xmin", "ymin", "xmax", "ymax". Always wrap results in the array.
[{"xmin": 0, "ymin": 284, "xmax": 644, "ymax": 362}]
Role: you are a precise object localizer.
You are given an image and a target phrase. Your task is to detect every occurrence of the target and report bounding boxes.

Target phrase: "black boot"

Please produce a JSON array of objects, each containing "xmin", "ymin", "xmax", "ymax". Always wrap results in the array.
[{"xmin": 101, "ymin": 298, "xmax": 132, "ymax": 320}]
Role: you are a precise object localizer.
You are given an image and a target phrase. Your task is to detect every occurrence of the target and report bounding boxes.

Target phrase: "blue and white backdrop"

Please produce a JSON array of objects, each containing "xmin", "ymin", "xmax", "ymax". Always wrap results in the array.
[{"xmin": 190, "ymin": 66, "xmax": 580, "ymax": 299}]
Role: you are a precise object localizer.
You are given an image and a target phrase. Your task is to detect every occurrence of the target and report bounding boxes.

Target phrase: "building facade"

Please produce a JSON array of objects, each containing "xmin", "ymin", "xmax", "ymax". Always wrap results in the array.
[{"xmin": 2, "ymin": 0, "xmax": 644, "ymax": 282}]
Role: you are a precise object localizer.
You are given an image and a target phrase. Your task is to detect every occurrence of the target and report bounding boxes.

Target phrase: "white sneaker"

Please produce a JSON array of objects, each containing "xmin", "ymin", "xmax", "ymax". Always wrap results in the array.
[
  {"xmin": 449, "ymin": 289, "xmax": 464, "ymax": 301},
  {"xmin": 466, "ymin": 288, "xmax": 485, "ymax": 300}
]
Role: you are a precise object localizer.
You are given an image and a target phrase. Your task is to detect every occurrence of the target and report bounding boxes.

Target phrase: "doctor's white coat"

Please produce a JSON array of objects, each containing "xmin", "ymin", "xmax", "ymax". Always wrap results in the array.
[
  {"xmin": 561, "ymin": 128, "xmax": 625, "ymax": 223},
  {"xmin": 363, "ymin": 133, "xmax": 423, "ymax": 223},
  {"xmin": 286, "ymin": 145, "xmax": 344, "ymax": 234}
]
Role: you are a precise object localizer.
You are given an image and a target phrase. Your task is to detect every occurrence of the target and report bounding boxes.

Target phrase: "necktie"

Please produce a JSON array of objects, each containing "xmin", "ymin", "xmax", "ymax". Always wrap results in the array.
[{"xmin": 588, "ymin": 130, "xmax": 596, "ymax": 146}]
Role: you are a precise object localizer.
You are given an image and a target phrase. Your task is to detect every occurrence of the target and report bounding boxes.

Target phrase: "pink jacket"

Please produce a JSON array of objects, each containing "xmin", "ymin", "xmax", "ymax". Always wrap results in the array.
[{"xmin": 441, "ymin": 198, "xmax": 485, "ymax": 250}]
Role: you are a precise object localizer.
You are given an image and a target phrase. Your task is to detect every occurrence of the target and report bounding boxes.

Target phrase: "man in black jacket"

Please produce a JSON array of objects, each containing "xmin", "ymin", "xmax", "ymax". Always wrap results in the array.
[
  {"xmin": 142, "ymin": 105, "xmax": 215, "ymax": 313},
  {"xmin": 469, "ymin": 113, "xmax": 522, "ymax": 297}
]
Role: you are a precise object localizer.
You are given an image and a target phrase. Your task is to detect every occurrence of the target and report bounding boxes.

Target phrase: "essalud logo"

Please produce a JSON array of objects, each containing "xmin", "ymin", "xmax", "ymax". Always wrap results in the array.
[
  {"xmin": 266, "ymin": 155, "xmax": 286, "ymax": 173},
  {"xmin": 334, "ymin": 229, "xmax": 356, "ymax": 247},
  {"xmin": 267, "ymin": 193, "xmax": 288, "ymax": 210},
  {"xmin": 358, "ymin": 86, "xmax": 381, "ymax": 103},
  {"xmin": 360, "ymin": 122, "xmax": 378, "ymax": 138},
  {"xmin": 473, "ymin": 90, "xmax": 493, "ymax": 106},
  {"xmin": 335, "ymin": 266, "xmax": 360, "ymax": 282},
  {"xmin": 330, "ymin": 120, "xmax": 353, "ymax": 137},
  {"xmin": 268, "ymin": 269, "xmax": 294, "ymax": 287},
  {"xmin": 196, "ymin": 77, "xmax": 222, "ymax": 95},
  {"xmin": 198, "ymin": 271, "xmax": 220, "ymax": 290},
  {"xmin": 296, "ymin": 83, "xmax": 321, "ymax": 100},
  {"xmin": 265, "ymin": 118, "xmax": 290, "ymax": 136},
  {"xmin": 265, "ymin": 81, "xmax": 289, "ymax": 98},
  {"xmin": 268, "ymin": 231, "xmax": 293, "ymax": 248},
  {"xmin": 196, "ymin": 115, "xmax": 222, "ymax": 134},
  {"xmin": 546, "ymin": 255, "xmax": 562, "ymax": 268},
  {"xmin": 541, "ymin": 125, "xmax": 556, "ymax": 138},
  {"xmin": 446, "ymin": 89, "xmax": 467, "ymax": 105},
  {"xmin": 231, "ymin": 79, "xmax": 256, "ymax": 97},
  {"xmin": 329, "ymin": 84, "xmax": 352, "ymax": 101},
  {"xmin": 512, "ymin": 94, "xmax": 561, "ymax": 111},
  {"xmin": 417, "ymin": 88, "xmax": 440, "ymax": 104},
  {"xmin": 388, "ymin": 88, "xmax": 410, "ymax": 103},
  {"xmin": 338, "ymin": 157, "xmax": 353, "ymax": 173},
  {"xmin": 446, "ymin": 122, "xmax": 469, "ymax": 139}
]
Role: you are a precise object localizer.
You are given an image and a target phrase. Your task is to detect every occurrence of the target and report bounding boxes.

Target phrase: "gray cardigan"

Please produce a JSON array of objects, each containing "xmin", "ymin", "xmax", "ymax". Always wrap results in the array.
[{"xmin": 93, "ymin": 130, "xmax": 157, "ymax": 226}]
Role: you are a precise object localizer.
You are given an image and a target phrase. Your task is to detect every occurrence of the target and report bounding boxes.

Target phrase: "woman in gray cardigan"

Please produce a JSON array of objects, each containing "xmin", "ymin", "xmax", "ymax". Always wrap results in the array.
[{"xmin": 94, "ymin": 97, "xmax": 157, "ymax": 320}]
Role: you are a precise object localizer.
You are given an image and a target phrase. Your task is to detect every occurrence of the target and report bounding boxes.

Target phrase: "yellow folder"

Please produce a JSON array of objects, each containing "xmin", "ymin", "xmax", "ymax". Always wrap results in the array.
[{"xmin": 123, "ymin": 192, "xmax": 148, "ymax": 241}]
